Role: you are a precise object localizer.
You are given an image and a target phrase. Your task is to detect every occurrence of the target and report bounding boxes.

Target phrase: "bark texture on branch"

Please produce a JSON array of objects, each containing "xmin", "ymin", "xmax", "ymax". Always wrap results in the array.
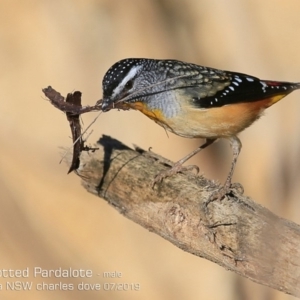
[{"xmin": 75, "ymin": 135, "xmax": 300, "ymax": 298}]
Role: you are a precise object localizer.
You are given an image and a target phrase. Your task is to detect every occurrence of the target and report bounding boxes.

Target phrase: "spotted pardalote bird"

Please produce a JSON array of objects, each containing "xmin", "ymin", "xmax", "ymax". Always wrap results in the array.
[{"xmin": 101, "ymin": 58, "xmax": 300, "ymax": 195}]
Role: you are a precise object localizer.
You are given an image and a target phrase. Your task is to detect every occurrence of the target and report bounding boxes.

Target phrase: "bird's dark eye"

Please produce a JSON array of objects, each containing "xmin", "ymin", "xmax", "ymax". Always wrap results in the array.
[{"xmin": 125, "ymin": 80, "xmax": 133, "ymax": 90}]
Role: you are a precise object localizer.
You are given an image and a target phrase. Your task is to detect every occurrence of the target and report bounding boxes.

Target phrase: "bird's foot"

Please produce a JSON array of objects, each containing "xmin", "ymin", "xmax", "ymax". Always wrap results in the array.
[
  {"xmin": 205, "ymin": 182, "xmax": 244, "ymax": 206},
  {"xmin": 152, "ymin": 163, "xmax": 199, "ymax": 188}
]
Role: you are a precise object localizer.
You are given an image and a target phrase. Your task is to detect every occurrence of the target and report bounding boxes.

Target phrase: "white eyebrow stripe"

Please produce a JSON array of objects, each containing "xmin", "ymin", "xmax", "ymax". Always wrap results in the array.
[{"xmin": 111, "ymin": 65, "xmax": 142, "ymax": 98}]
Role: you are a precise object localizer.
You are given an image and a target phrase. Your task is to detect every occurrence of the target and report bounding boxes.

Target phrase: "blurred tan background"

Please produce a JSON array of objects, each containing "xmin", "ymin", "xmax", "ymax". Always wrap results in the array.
[{"xmin": 1, "ymin": 0, "xmax": 300, "ymax": 299}]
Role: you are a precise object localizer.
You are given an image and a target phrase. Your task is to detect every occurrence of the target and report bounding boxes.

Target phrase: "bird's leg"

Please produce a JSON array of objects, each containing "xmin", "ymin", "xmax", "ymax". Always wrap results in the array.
[
  {"xmin": 207, "ymin": 135, "xmax": 244, "ymax": 203},
  {"xmin": 225, "ymin": 136, "xmax": 243, "ymax": 191},
  {"xmin": 153, "ymin": 138, "xmax": 216, "ymax": 186}
]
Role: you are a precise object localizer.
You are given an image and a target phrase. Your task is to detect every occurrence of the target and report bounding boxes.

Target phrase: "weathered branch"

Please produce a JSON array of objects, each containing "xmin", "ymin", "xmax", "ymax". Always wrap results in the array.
[
  {"xmin": 76, "ymin": 136, "xmax": 300, "ymax": 298},
  {"xmin": 43, "ymin": 87, "xmax": 300, "ymax": 297}
]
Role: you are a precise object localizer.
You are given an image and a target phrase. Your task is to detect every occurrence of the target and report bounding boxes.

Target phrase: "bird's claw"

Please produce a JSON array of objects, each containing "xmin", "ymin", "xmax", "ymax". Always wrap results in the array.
[
  {"xmin": 152, "ymin": 163, "xmax": 199, "ymax": 188},
  {"xmin": 205, "ymin": 182, "xmax": 244, "ymax": 206}
]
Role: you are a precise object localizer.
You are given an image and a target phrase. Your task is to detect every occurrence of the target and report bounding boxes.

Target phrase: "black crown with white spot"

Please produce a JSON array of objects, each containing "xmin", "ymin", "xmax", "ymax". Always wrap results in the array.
[{"xmin": 102, "ymin": 59, "xmax": 149, "ymax": 98}]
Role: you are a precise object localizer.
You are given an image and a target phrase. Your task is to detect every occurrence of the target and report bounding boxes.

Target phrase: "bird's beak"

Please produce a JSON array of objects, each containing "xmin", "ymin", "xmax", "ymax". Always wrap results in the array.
[
  {"xmin": 101, "ymin": 98, "xmax": 131, "ymax": 112},
  {"xmin": 101, "ymin": 98, "xmax": 112, "ymax": 112}
]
